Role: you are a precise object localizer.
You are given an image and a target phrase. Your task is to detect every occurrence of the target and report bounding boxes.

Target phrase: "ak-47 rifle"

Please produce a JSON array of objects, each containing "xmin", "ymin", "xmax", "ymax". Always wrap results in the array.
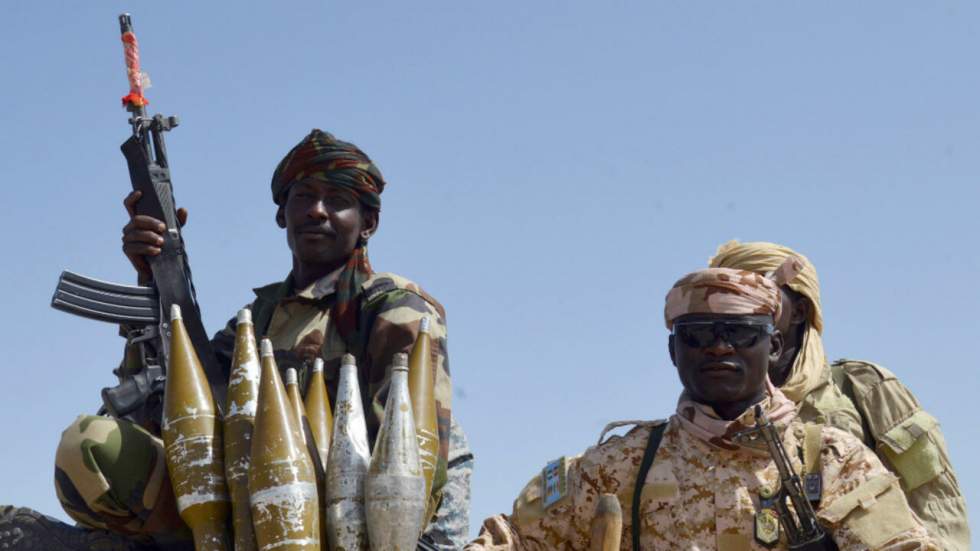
[
  {"xmin": 51, "ymin": 14, "xmax": 226, "ymax": 427},
  {"xmin": 742, "ymin": 405, "xmax": 838, "ymax": 551}
]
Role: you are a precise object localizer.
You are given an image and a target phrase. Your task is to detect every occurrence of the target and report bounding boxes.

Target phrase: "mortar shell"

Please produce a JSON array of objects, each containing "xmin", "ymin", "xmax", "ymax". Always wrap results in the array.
[
  {"xmin": 163, "ymin": 304, "xmax": 230, "ymax": 551},
  {"xmin": 223, "ymin": 308, "xmax": 260, "ymax": 551},
  {"xmin": 325, "ymin": 354, "xmax": 370, "ymax": 551},
  {"xmin": 366, "ymin": 353, "xmax": 426, "ymax": 550},
  {"xmin": 249, "ymin": 340, "xmax": 319, "ymax": 551}
]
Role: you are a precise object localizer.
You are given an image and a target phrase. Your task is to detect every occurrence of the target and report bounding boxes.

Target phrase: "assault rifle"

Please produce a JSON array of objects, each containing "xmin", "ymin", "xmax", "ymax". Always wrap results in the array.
[
  {"xmin": 51, "ymin": 14, "xmax": 226, "ymax": 425},
  {"xmin": 738, "ymin": 405, "xmax": 838, "ymax": 550}
]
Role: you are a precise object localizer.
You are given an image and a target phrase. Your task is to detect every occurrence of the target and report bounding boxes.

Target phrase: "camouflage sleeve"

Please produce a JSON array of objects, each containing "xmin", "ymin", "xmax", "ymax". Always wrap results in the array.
[
  {"xmin": 361, "ymin": 286, "xmax": 457, "ymax": 516},
  {"xmin": 421, "ymin": 416, "xmax": 473, "ymax": 550},
  {"xmin": 816, "ymin": 427, "xmax": 939, "ymax": 551},
  {"xmin": 468, "ymin": 449, "xmax": 621, "ymax": 550}
]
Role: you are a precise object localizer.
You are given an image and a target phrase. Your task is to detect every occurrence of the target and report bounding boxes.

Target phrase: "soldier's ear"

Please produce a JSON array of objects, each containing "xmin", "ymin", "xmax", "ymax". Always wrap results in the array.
[
  {"xmin": 668, "ymin": 334, "xmax": 677, "ymax": 366},
  {"xmin": 791, "ymin": 296, "xmax": 811, "ymax": 326},
  {"xmin": 361, "ymin": 208, "xmax": 379, "ymax": 241},
  {"xmin": 768, "ymin": 330, "xmax": 784, "ymax": 366},
  {"xmin": 275, "ymin": 206, "xmax": 286, "ymax": 228}
]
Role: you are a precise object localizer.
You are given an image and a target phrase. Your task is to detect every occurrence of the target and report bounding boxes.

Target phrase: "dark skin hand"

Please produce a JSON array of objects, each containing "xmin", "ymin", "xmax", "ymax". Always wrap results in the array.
[
  {"xmin": 669, "ymin": 313, "xmax": 783, "ymax": 420},
  {"xmin": 121, "ymin": 190, "xmax": 188, "ymax": 282},
  {"xmin": 122, "ymin": 181, "xmax": 378, "ymax": 291},
  {"xmin": 770, "ymin": 286, "xmax": 811, "ymax": 386}
]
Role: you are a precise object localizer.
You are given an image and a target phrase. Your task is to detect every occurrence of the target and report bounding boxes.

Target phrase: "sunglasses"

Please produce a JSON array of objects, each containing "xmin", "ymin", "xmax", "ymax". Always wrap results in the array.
[{"xmin": 672, "ymin": 320, "xmax": 774, "ymax": 349}]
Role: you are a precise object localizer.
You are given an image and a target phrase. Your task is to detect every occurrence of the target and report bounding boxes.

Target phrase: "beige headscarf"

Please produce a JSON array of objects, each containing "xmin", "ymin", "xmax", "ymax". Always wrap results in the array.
[{"xmin": 708, "ymin": 241, "xmax": 826, "ymax": 402}]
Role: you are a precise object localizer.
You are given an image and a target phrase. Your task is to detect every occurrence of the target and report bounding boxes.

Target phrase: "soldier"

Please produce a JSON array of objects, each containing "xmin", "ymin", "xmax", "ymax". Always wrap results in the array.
[
  {"xmin": 49, "ymin": 130, "xmax": 473, "ymax": 550},
  {"xmin": 467, "ymin": 266, "xmax": 937, "ymax": 550},
  {"xmin": 708, "ymin": 240, "xmax": 969, "ymax": 550}
]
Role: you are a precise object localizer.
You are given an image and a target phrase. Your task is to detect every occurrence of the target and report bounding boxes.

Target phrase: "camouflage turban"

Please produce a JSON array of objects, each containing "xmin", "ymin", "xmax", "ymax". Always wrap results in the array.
[
  {"xmin": 664, "ymin": 268, "xmax": 782, "ymax": 329},
  {"xmin": 271, "ymin": 129, "xmax": 386, "ymax": 211}
]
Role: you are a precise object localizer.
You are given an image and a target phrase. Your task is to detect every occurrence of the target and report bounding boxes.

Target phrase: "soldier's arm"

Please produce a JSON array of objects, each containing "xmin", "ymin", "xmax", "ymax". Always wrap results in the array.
[
  {"xmin": 467, "ymin": 458, "xmax": 588, "ymax": 551},
  {"xmin": 421, "ymin": 416, "xmax": 474, "ymax": 550},
  {"xmin": 815, "ymin": 427, "xmax": 939, "ymax": 550},
  {"xmin": 834, "ymin": 359, "xmax": 970, "ymax": 550},
  {"xmin": 361, "ymin": 286, "xmax": 466, "ymax": 542}
]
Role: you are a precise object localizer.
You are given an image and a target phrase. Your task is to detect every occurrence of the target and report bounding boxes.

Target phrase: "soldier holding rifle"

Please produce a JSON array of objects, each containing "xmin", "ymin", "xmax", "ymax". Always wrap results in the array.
[
  {"xmin": 51, "ymin": 128, "xmax": 474, "ymax": 550},
  {"xmin": 31, "ymin": 14, "xmax": 473, "ymax": 551},
  {"xmin": 468, "ymin": 264, "xmax": 936, "ymax": 550}
]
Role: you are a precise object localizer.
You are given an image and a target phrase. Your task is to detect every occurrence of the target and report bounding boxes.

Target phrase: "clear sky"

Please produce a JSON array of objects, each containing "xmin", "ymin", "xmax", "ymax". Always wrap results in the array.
[{"xmin": 1, "ymin": 1, "xmax": 977, "ymax": 543}]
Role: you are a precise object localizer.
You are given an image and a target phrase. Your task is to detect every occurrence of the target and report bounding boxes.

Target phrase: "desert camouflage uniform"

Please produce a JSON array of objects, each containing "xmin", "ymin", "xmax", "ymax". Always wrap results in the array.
[
  {"xmin": 468, "ymin": 413, "xmax": 936, "ymax": 550},
  {"xmin": 56, "ymin": 270, "xmax": 472, "ymax": 549}
]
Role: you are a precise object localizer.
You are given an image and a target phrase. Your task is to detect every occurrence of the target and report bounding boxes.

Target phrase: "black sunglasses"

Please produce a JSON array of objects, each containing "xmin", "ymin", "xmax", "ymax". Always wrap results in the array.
[{"xmin": 672, "ymin": 320, "xmax": 774, "ymax": 349}]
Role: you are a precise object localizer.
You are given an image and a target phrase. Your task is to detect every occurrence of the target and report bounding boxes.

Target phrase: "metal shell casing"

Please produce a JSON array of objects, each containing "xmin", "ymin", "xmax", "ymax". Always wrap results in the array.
[
  {"xmin": 223, "ymin": 308, "xmax": 259, "ymax": 551},
  {"xmin": 285, "ymin": 367, "xmax": 327, "ymax": 551},
  {"xmin": 406, "ymin": 316, "xmax": 439, "ymax": 520},
  {"xmin": 304, "ymin": 358, "xmax": 333, "ymax": 474},
  {"xmin": 365, "ymin": 353, "xmax": 426, "ymax": 550},
  {"xmin": 325, "ymin": 354, "xmax": 370, "ymax": 551},
  {"xmin": 248, "ymin": 340, "xmax": 319, "ymax": 551},
  {"xmin": 162, "ymin": 304, "xmax": 230, "ymax": 551},
  {"xmin": 304, "ymin": 358, "xmax": 332, "ymax": 550}
]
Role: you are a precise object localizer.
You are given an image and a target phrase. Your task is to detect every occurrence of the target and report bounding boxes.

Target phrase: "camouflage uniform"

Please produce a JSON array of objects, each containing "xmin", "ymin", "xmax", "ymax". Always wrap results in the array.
[
  {"xmin": 708, "ymin": 240, "xmax": 970, "ymax": 549},
  {"xmin": 468, "ymin": 406, "xmax": 937, "ymax": 550},
  {"xmin": 56, "ymin": 270, "xmax": 472, "ymax": 549}
]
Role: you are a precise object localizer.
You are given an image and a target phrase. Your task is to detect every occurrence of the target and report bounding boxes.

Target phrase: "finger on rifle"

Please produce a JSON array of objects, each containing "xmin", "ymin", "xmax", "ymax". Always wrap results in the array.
[
  {"xmin": 125, "ymin": 215, "xmax": 167, "ymax": 234},
  {"xmin": 122, "ymin": 238, "xmax": 160, "ymax": 275},
  {"xmin": 123, "ymin": 241, "xmax": 162, "ymax": 257},
  {"xmin": 123, "ymin": 227, "xmax": 165, "ymax": 248},
  {"xmin": 176, "ymin": 207, "xmax": 188, "ymax": 228},
  {"xmin": 123, "ymin": 190, "xmax": 142, "ymax": 218}
]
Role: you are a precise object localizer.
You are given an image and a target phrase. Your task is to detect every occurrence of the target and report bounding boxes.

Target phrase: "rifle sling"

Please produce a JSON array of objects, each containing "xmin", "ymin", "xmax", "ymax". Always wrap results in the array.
[{"xmin": 631, "ymin": 422, "xmax": 667, "ymax": 551}]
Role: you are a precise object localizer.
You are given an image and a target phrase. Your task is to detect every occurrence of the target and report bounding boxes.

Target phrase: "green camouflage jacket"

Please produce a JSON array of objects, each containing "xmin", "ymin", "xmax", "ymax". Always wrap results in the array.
[{"xmin": 210, "ymin": 270, "xmax": 468, "ymax": 548}]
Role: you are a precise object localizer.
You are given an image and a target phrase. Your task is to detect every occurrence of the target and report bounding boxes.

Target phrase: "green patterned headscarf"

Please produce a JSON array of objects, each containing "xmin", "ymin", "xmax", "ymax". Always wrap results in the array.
[{"xmin": 271, "ymin": 129, "xmax": 387, "ymax": 345}]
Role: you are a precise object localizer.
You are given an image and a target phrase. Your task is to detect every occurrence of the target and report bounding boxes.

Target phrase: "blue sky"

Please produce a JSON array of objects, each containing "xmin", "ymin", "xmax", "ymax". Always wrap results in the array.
[{"xmin": 1, "ymin": 1, "xmax": 977, "ymax": 542}]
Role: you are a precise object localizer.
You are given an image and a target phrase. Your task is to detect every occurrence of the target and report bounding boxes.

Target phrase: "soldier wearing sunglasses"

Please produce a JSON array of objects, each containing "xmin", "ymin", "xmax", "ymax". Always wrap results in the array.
[{"xmin": 468, "ymin": 266, "xmax": 936, "ymax": 550}]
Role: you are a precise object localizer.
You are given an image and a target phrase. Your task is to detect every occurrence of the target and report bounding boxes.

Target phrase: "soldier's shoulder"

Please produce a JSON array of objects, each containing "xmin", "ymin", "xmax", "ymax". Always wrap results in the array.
[
  {"xmin": 830, "ymin": 357, "xmax": 898, "ymax": 382},
  {"xmin": 593, "ymin": 419, "xmax": 669, "ymax": 452},
  {"xmin": 362, "ymin": 272, "xmax": 445, "ymax": 314},
  {"xmin": 252, "ymin": 279, "xmax": 287, "ymax": 301}
]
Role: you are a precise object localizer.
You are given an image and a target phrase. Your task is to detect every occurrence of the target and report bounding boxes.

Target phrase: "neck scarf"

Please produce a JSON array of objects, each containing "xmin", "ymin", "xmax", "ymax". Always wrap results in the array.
[
  {"xmin": 332, "ymin": 245, "xmax": 373, "ymax": 346},
  {"xmin": 675, "ymin": 380, "xmax": 796, "ymax": 453}
]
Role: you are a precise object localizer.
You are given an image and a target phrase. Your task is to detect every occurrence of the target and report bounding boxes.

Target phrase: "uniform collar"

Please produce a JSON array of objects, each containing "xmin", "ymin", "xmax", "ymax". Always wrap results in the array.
[{"xmin": 253, "ymin": 266, "xmax": 343, "ymax": 304}]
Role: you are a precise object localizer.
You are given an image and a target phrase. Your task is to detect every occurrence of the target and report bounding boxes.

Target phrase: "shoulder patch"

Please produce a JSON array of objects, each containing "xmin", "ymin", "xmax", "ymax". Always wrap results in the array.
[{"xmin": 541, "ymin": 457, "xmax": 568, "ymax": 509}]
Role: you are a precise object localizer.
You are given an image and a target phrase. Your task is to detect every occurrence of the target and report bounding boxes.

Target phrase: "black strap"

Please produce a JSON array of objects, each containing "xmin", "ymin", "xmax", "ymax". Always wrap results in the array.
[{"xmin": 631, "ymin": 423, "xmax": 667, "ymax": 551}]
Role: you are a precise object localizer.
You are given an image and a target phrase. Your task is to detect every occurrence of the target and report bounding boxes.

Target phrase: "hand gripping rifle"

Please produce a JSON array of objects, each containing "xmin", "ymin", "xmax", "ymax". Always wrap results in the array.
[
  {"xmin": 742, "ymin": 405, "xmax": 838, "ymax": 551},
  {"xmin": 51, "ymin": 14, "xmax": 226, "ymax": 425}
]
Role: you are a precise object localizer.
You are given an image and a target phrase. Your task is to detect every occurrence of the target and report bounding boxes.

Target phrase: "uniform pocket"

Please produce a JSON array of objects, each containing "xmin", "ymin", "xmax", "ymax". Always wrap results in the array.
[
  {"xmin": 818, "ymin": 473, "xmax": 917, "ymax": 549},
  {"xmin": 639, "ymin": 460, "xmax": 678, "ymax": 523},
  {"xmin": 877, "ymin": 410, "xmax": 945, "ymax": 491}
]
